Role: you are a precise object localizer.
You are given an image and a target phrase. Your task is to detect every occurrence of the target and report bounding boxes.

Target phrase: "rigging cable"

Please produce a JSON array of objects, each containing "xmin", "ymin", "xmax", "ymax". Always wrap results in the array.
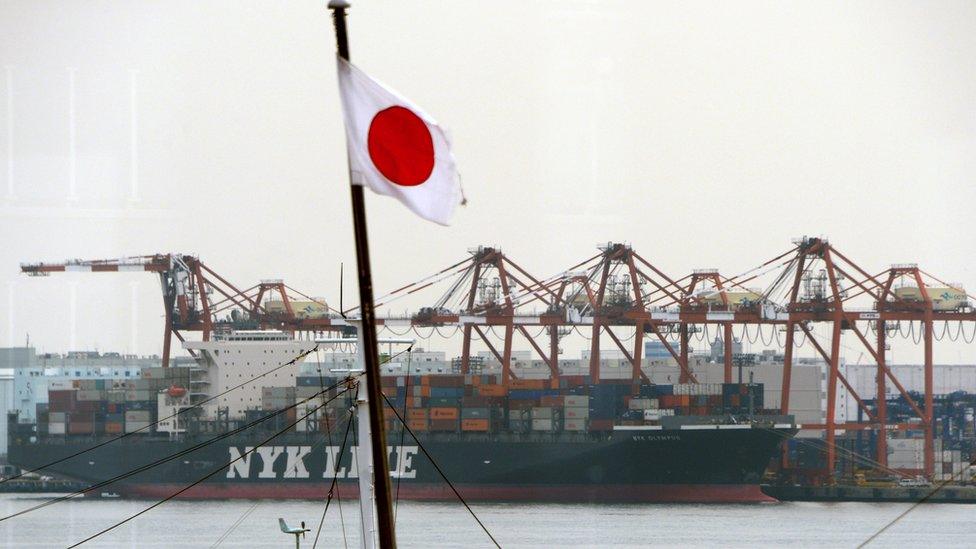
[
  {"xmin": 312, "ymin": 405, "xmax": 356, "ymax": 549},
  {"xmin": 209, "ymin": 501, "xmax": 260, "ymax": 548},
  {"xmin": 394, "ymin": 349, "xmax": 413, "ymax": 521},
  {"xmin": 858, "ymin": 459, "xmax": 976, "ymax": 547},
  {"xmin": 380, "ymin": 392, "xmax": 502, "ymax": 549},
  {"xmin": 315, "ymin": 350, "xmax": 349, "ymax": 548},
  {"xmin": 0, "ymin": 381, "xmax": 354, "ymax": 524},
  {"xmin": 65, "ymin": 392, "xmax": 340, "ymax": 548},
  {"xmin": 0, "ymin": 346, "xmax": 319, "ymax": 485}
]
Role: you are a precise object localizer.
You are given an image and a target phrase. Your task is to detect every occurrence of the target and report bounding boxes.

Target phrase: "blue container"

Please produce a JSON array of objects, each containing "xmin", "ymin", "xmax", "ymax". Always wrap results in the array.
[{"xmin": 430, "ymin": 387, "xmax": 464, "ymax": 399}]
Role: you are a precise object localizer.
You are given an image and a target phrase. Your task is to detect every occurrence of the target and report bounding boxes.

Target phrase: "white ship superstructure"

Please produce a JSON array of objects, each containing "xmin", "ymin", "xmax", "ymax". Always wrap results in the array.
[{"xmin": 183, "ymin": 330, "xmax": 316, "ymax": 419}]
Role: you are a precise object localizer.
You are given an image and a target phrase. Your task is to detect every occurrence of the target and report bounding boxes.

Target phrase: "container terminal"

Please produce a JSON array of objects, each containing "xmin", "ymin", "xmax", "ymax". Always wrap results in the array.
[{"xmin": 6, "ymin": 236, "xmax": 976, "ymax": 500}]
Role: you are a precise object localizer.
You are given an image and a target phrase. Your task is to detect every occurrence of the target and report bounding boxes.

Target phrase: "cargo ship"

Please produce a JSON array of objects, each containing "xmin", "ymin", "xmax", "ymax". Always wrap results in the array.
[{"xmin": 7, "ymin": 331, "xmax": 797, "ymax": 503}]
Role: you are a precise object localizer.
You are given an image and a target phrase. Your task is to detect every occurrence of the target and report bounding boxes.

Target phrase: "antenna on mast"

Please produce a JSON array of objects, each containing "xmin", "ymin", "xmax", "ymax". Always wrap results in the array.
[{"xmin": 339, "ymin": 262, "xmax": 346, "ymax": 318}]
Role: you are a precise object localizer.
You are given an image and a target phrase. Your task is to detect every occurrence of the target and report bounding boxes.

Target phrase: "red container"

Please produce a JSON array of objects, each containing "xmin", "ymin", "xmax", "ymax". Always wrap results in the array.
[
  {"xmin": 429, "ymin": 375, "xmax": 464, "ymax": 388},
  {"xmin": 407, "ymin": 419, "xmax": 429, "ymax": 432},
  {"xmin": 589, "ymin": 419, "xmax": 614, "ymax": 431},
  {"xmin": 68, "ymin": 422, "xmax": 93, "ymax": 435}
]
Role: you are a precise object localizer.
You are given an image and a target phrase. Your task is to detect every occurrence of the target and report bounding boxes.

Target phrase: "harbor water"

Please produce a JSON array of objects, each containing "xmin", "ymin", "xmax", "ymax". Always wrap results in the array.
[{"xmin": 1, "ymin": 495, "xmax": 974, "ymax": 547}]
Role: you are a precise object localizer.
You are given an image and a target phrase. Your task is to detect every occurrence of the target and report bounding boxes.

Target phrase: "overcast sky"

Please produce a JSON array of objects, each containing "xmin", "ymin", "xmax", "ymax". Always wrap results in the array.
[{"xmin": 0, "ymin": 1, "xmax": 974, "ymax": 363}]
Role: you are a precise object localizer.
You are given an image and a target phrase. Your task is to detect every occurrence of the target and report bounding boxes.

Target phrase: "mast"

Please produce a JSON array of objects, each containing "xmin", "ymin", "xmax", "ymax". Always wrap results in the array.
[
  {"xmin": 354, "ymin": 323, "xmax": 377, "ymax": 549},
  {"xmin": 328, "ymin": 1, "xmax": 398, "ymax": 547}
]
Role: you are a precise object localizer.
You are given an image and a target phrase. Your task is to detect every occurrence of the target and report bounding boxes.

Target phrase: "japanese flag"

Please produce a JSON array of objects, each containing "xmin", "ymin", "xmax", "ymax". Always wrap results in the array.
[{"xmin": 336, "ymin": 56, "xmax": 462, "ymax": 225}]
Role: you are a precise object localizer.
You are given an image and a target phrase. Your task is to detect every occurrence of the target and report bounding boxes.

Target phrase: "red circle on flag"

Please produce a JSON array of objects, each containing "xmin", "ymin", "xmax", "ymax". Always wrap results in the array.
[{"xmin": 367, "ymin": 106, "xmax": 435, "ymax": 187}]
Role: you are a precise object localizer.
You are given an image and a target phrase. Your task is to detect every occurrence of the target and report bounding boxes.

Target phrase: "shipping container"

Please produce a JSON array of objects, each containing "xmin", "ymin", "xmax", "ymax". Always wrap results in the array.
[
  {"xmin": 429, "ymin": 419, "xmax": 458, "ymax": 431},
  {"xmin": 563, "ymin": 395, "xmax": 588, "ymax": 407},
  {"xmin": 564, "ymin": 407, "xmax": 589, "ymax": 419},
  {"xmin": 407, "ymin": 408, "xmax": 428, "ymax": 420},
  {"xmin": 564, "ymin": 419, "xmax": 587, "ymax": 431},
  {"xmin": 531, "ymin": 418, "xmax": 553, "ymax": 431},
  {"xmin": 461, "ymin": 419, "xmax": 490, "ymax": 432},
  {"xmin": 532, "ymin": 407, "xmax": 553, "ymax": 420},
  {"xmin": 430, "ymin": 407, "xmax": 459, "ymax": 420},
  {"xmin": 461, "ymin": 408, "xmax": 490, "ymax": 419}
]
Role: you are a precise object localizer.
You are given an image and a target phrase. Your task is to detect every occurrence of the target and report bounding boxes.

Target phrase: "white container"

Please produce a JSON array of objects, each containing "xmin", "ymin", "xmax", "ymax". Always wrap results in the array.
[
  {"xmin": 564, "ymin": 419, "xmax": 587, "ymax": 431},
  {"xmin": 563, "ymin": 396, "xmax": 588, "ymax": 407},
  {"xmin": 564, "ymin": 406, "xmax": 589, "ymax": 419},
  {"xmin": 48, "ymin": 422, "xmax": 66, "ymax": 435},
  {"xmin": 77, "ymin": 390, "xmax": 104, "ymax": 402},
  {"xmin": 628, "ymin": 398, "xmax": 653, "ymax": 410},
  {"xmin": 888, "ymin": 438, "xmax": 924, "ymax": 451},
  {"xmin": 531, "ymin": 418, "xmax": 552, "ymax": 431},
  {"xmin": 532, "ymin": 407, "xmax": 553, "ymax": 420},
  {"xmin": 125, "ymin": 421, "xmax": 151, "ymax": 433},
  {"xmin": 125, "ymin": 411, "xmax": 151, "ymax": 422}
]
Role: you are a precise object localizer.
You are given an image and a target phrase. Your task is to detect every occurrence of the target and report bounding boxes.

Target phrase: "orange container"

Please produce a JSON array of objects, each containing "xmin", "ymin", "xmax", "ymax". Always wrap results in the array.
[
  {"xmin": 420, "ymin": 386, "xmax": 431, "ymax": 397},
  {"xmin": 407, "ymin": 419, "xmax": 429, "ymax": 432},
  {"xmin": 478, "ymin": 385, "xmax": 507, "ymax": 397},
  {"xmin": 461, "ymin": 419, "xmax": 489, "ymax": 431},
  {"xmin": 407, "ymin": 408, "xmax": 428, "ymax": 420},
  {"xmin": 429, "ymin": 407, "xmax": 459, "ymax": 420},
  {"xmin": 510, "ymin": 379, "xmax": 545, "ymax": 390},
  {"xmin": 540, "ymin": 395, "xmax": 563, "ymax": 407}
]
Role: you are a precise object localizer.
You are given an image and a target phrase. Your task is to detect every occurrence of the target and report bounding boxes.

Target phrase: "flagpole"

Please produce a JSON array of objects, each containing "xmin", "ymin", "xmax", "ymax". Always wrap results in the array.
[{"xmin": 328, "ymin": 1, "xmax": 398, "ymax": 548}]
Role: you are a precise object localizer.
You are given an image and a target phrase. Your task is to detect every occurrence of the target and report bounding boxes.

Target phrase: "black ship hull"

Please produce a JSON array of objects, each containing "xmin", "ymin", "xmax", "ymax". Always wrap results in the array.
[{"xmin": 8, "ymin": 425, "xmax": 794, "ymax": 502}]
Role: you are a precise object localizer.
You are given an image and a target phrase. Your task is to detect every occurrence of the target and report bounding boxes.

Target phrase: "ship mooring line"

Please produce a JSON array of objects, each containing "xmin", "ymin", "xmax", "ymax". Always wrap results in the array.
[
  {"xmin": 65, "ymin": 392, "xmax": 342, "ymax": 548},
  {"xmin": 0, "ymin": 382, "xmax": 355, "ymax": 525},
  {"xmin": 380, "ymin": 392, "xmax": 503, "ymax": 548},
  {"xmin": 1, "ymin": 345, "xmax": 321, "ymax": 485},
  {"xmin": 312, "ymin": 404, "xmax": 356, "ymax": 549}
]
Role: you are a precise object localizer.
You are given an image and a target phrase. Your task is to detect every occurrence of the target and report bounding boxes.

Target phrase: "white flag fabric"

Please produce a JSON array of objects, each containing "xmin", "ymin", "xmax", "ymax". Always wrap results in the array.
[{"xmin": 336, "ymin": 56, "xmax": 461, "ymax": 225}]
